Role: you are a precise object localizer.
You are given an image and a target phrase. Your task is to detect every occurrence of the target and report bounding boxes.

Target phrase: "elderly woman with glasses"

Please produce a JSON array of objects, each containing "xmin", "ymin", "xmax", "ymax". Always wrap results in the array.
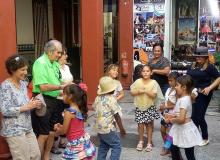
[{"xmin": 0, "ymin": 55, "xmax": 42, "ymax": 160}]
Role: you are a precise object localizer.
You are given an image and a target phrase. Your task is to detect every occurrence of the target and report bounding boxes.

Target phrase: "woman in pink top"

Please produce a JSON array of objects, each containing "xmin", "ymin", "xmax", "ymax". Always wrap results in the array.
[{"xmin": 54, "ymin": 84, "xmax": 96, "ymax": 159}]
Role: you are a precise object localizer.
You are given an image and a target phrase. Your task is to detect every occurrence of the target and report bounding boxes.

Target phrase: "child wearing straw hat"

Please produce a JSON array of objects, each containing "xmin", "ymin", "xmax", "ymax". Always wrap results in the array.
[{"xmin": 93, "ymin": 76, "xmax": 126, "ymax": 160}]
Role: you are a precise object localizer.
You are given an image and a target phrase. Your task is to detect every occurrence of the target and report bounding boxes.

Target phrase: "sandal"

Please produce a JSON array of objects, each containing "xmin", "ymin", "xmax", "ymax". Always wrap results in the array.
[
  {"xmin": 136, "ymin": 141, "xmax": 144, "ymax": 151},
  {"xmin": 145, "ymin": 143, "xmax": 153, "ymax": 152}
]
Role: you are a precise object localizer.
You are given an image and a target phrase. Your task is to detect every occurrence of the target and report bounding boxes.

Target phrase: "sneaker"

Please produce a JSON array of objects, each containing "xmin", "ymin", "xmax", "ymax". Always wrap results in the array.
[{"xmin": 199, "ymin": 139, "xmax": 209, "ymax": 147}]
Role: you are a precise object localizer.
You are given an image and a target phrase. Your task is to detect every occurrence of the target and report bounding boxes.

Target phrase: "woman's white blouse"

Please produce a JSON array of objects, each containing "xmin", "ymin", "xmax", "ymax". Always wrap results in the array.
[{"xmin": 60, "ymin": 65, "xmax": 73, "ymax": 83}]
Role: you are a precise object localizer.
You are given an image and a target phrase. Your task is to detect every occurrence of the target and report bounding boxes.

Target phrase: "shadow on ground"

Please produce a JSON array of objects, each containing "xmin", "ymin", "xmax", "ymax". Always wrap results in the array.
[{"xmin": 90, "ymin": 133, "xmax": 148, "ymax": 148}]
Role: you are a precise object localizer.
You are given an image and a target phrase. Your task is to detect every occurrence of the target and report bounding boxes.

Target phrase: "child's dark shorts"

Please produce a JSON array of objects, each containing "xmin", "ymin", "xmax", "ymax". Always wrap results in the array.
[
  {"xmin": 31, "ymin": 94, "xmax": 64, "ymax": 136},
  {"xmin": 160, "ymin": 110, "xmax": 172, "ymax": 128},
  {"xmin": 160, "ymin": 118, "xmax": 172, "ymax": 128}
]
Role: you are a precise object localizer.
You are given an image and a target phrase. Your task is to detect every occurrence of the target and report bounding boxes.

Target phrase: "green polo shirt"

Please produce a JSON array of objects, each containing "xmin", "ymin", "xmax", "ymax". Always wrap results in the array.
[{"xmin": 32, "ymin": 53, "xmax": 61, "ymax": 97}]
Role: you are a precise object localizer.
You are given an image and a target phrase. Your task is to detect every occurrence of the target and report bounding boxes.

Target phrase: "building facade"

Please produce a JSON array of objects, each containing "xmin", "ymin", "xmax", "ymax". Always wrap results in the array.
[
  {"xmin": 0, "ymin": 0, "xmax": 133, "ymax": 104},
  {"xmin": 0, "ymin": 0, "xmax": 219, "ymax": 104}
]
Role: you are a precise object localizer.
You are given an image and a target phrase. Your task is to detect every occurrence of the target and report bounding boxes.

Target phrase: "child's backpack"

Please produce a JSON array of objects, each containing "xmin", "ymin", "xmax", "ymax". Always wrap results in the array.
[{"xmin": 133, "ymin": 64, "xmax": 143, "ymax": 82}]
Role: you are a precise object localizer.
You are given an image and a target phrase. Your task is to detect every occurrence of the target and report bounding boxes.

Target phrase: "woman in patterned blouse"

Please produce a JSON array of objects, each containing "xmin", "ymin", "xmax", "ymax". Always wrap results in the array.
[{"xmin": 0, "ymin": 55, "xmax": 42, "ymax": 160}]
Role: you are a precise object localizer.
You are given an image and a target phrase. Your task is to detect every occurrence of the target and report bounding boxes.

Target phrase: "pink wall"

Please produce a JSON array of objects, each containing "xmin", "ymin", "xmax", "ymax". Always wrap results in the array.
[
  {"xmin": 81, "ymin": 0, "xmax": 104, "ymax": 104},
  {"xmin": 118, "ymin": 0, "xmax": 133, "ymax": 89},
  {"xmin": 0, "ymin": 1, "xmax": 17, "ymax": 82}
]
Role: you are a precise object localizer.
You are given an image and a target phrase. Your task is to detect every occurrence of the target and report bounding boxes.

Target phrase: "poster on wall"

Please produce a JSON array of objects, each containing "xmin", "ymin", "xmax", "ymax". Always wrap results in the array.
[
  {"xmin": 199, "ymin": 0, "xmax": 220, "ymax": 54},
  {"xmin": 133, "ymin": 0, "xmax": 165, "ymax": 68},
  {"xmin": 172, "ymin": 0, "xmax": 220, "ymax": 72},
  {"xmin": 178, "ymin": 18, "xmax": 197, "ymax": 45},
  {"xmin": 178, "ymin": 0, "xmax": 197, "ymax": 18},
  {"xmin": 171, "ymin": 0, "xmax": 198, "ymax": 73},
  {"xmin": 176, "ymin": 0, "xmax": 197, "ymax": 48}
]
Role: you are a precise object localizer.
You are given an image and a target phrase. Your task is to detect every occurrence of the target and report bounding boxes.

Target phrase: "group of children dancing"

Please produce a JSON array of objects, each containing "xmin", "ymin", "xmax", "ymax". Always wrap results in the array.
[{"xmin": 55, "ymin": 63, "xmax": 203, "ymax": 160}]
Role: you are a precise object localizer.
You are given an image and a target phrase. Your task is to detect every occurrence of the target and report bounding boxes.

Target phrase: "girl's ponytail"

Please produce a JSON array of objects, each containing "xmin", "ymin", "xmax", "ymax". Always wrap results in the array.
[{"xmin": 79, "ymin": 91, "xmax": 88, "ymax": 120}]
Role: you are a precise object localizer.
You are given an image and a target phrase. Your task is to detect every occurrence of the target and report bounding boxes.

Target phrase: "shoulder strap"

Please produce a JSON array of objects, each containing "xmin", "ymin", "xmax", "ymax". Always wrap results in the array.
[{"xmin": 66, "ymin": 108, "xmax": 84, "ymax": 120}]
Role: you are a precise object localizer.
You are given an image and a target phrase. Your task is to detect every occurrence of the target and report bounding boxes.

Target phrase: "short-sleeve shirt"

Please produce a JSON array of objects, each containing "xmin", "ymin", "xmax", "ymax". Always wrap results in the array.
[
  {"xmin": 187, "ymin": 64, "xmax": 220, "ymax": 88},
  {"xmin": 165, "ymin": 87, "xmax": 176, "ymax": 113},
  {"xmin": 130, "ymin": 79, "xmax": 157, "ymax": 111},
  {"xmin": 93, "ymin": 95, "xmax": 121, "ymax": 134},
  {"xmin": 174, "ymin": 96, "xmax": 191, "ymax": 118},
  {"xmin": 0, "ymin": 80, "xmax": 32, "ymax": 137},
  {"xmin": 32, "ymin": 53, "xmax": 61, "ymax": 97},
  {"xmin": 149, "ymin": 57, "xmax": 170, "ymax": 87}
]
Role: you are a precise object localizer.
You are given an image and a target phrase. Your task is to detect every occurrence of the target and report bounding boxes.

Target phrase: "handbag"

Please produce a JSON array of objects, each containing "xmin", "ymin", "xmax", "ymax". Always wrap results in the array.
[{"xmin": 34, "ymin": 93, "xmax": 47, "ymax": 116}]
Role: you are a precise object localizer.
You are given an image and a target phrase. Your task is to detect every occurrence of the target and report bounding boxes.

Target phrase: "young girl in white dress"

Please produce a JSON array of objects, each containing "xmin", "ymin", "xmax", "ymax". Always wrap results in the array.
[{"xmin": 165, "ymin": 75, "xmax": 202, "ymax": 160}]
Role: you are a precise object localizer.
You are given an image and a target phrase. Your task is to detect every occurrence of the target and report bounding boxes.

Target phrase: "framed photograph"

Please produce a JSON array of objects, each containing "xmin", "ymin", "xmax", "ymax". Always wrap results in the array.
[
  {"xmin": 178, "ymin": 0, "xmax": 197, "ymax": 18},
  {"xmin": 178, "ymin": 18, "xmax": 197, "ymax": 45}
]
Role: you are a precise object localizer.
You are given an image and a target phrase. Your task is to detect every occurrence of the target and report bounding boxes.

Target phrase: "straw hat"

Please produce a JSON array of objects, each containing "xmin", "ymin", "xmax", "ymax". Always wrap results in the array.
[
  {"xmin": 97, "ymin": 76, "xmax": 117, "ymax": 95},
  {"xmin": 193, "ymin": 46, "xmax": 209, "ymax": 57}
]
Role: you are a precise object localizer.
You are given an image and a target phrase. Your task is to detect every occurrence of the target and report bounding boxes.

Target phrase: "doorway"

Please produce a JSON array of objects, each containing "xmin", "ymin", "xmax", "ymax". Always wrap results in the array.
[
  {"xmin": 53, "ymin": 0, "xmax": 81, "ymax": 81},
  {"xmin": 103, "ymin": 0, "xmax": 119, "ymax": 71}
]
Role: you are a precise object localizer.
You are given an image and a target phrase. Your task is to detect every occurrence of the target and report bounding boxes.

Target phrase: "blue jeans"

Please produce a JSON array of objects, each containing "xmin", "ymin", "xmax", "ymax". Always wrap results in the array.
[{"xmin": 97, "ymin": 131, "xmax": 121, "ymax": 160}]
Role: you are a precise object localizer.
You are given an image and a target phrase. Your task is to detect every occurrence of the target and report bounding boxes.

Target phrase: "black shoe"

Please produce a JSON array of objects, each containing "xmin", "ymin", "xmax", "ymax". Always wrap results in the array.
[
  {"xmin": 51, "ymin": 148, "xmax": 62, "ymax": 154},
  {"xmin": 58, "ymin": 143, "xmax": 66, "ymax": 149}
]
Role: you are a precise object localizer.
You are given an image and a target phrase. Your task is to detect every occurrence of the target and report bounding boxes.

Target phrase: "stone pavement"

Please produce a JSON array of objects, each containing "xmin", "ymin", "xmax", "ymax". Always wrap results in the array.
[{"xmin": 52, "ymin": 90, "xmax": 220, "ymax": 160}]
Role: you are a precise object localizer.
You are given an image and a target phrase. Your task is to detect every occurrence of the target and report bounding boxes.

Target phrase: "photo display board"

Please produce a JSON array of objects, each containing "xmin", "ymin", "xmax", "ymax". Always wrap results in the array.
[{"xmin": 133, "ymin": 0, "xmax": 165, "ymax": 68}]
